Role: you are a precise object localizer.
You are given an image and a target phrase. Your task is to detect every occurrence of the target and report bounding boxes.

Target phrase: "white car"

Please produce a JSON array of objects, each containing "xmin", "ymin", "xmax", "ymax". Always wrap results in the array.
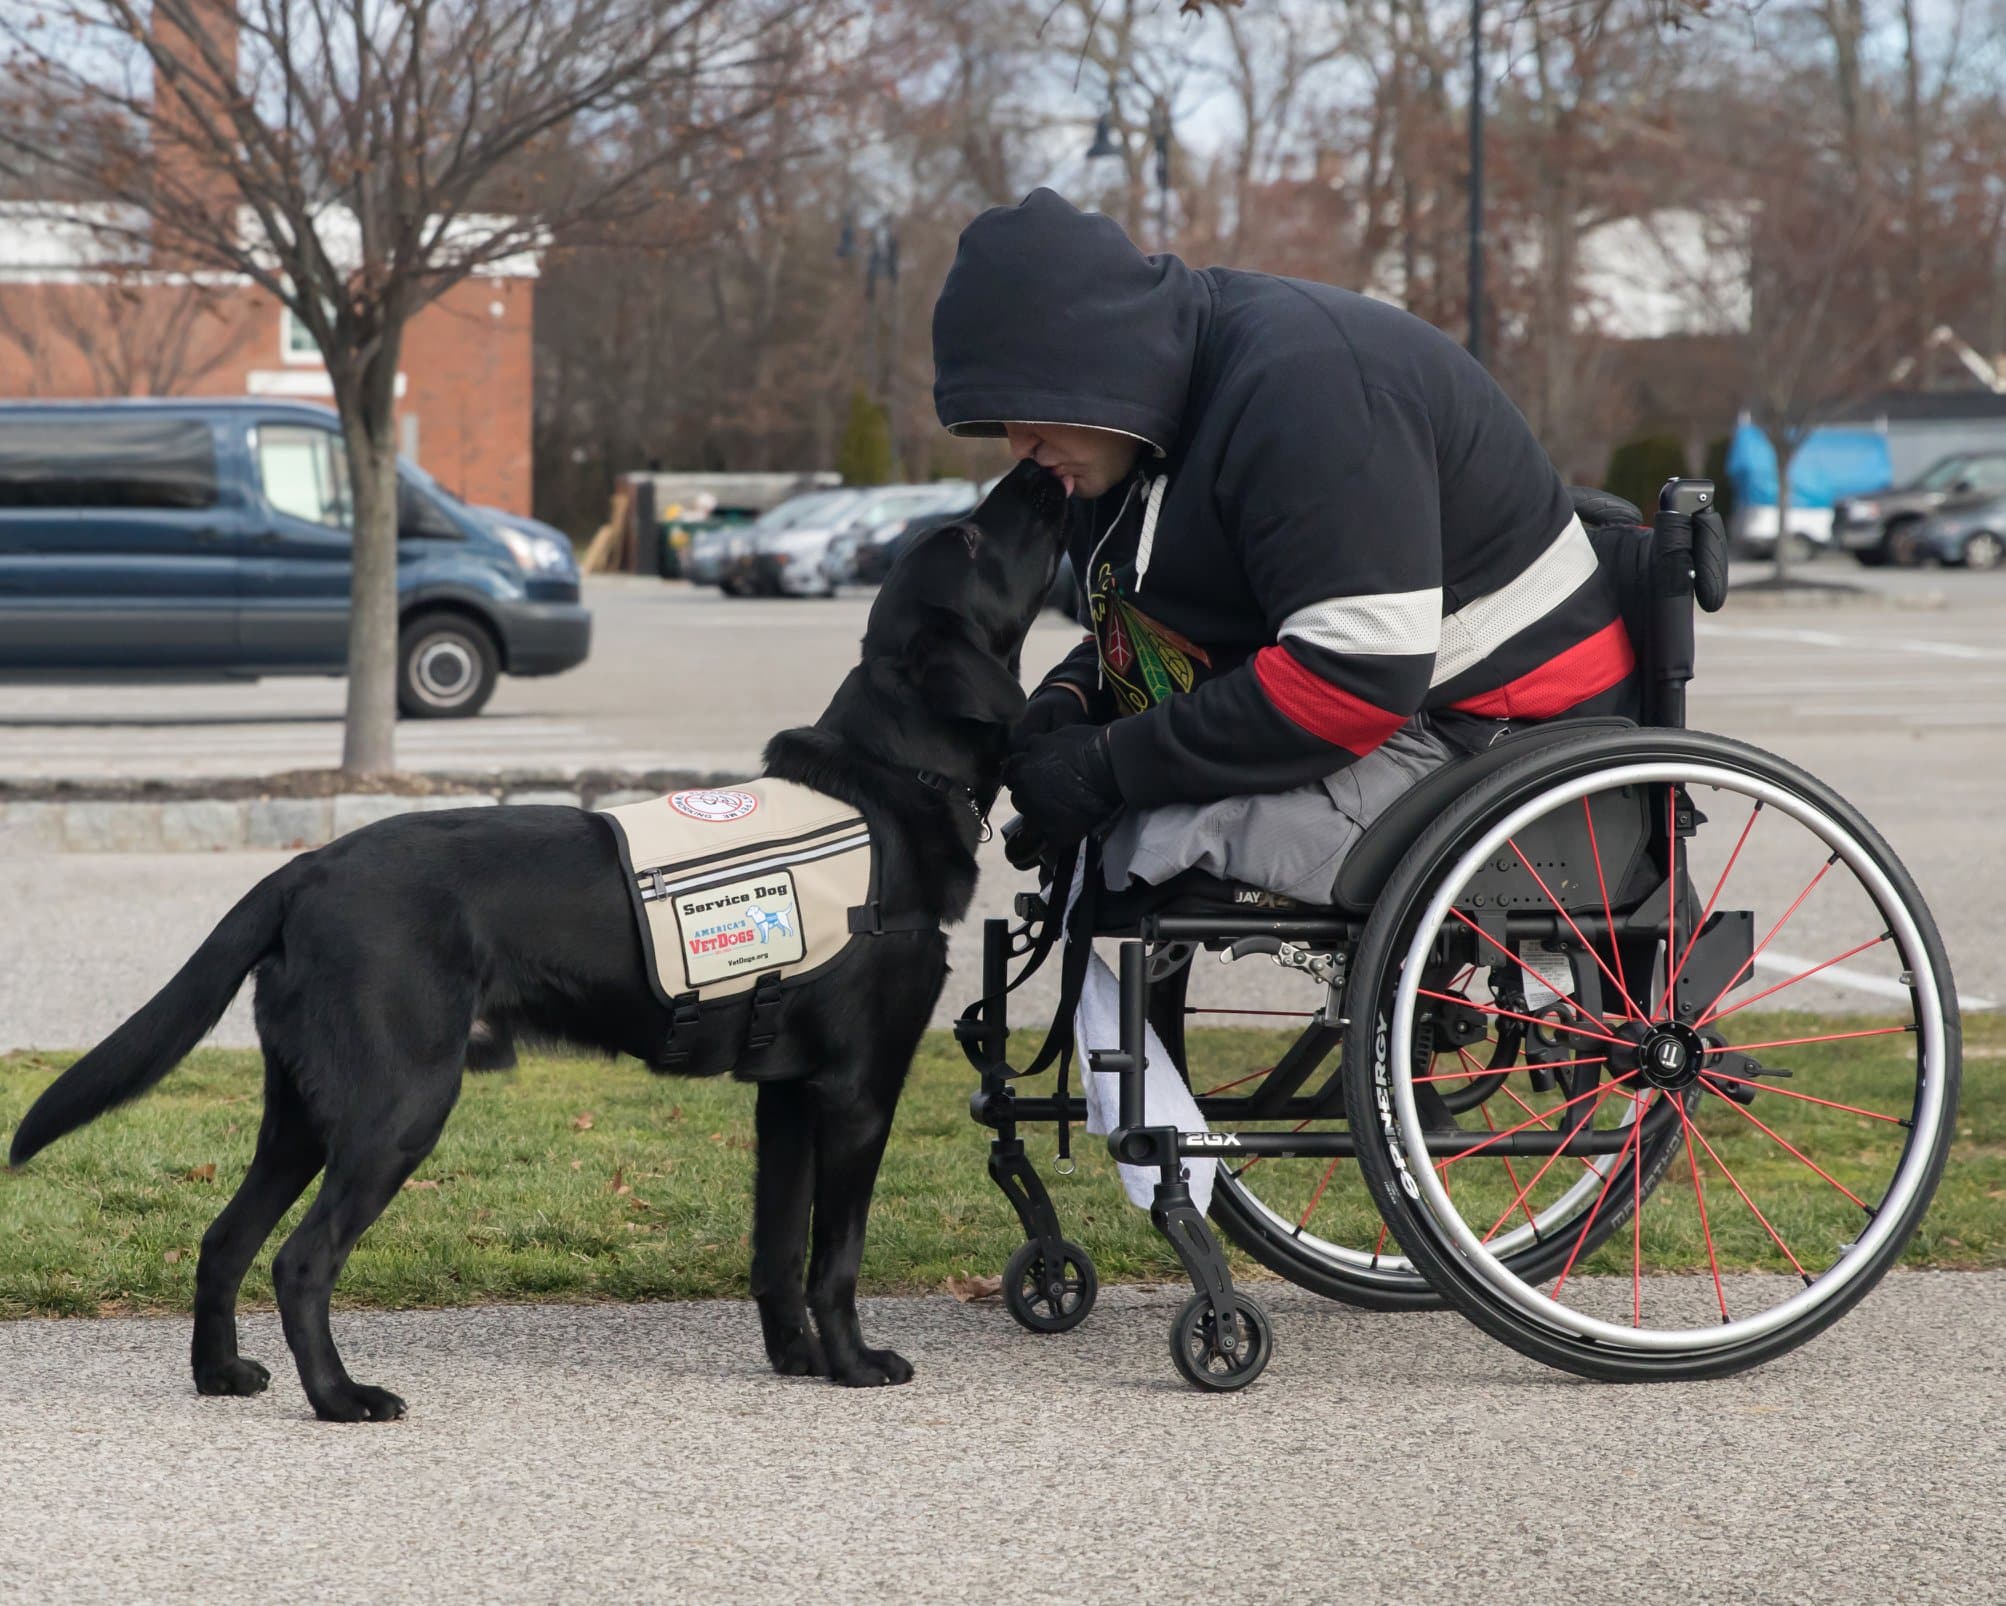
[{"xmin": 747, "ymin": 483, "xmax": 984, "ymax": 598}]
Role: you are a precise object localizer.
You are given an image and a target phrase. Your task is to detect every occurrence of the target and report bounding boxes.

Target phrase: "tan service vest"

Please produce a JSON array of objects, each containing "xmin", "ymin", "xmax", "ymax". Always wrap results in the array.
[{"xmin": 600, "ymin": 780, "xmax": 876, "ymax": 1012}]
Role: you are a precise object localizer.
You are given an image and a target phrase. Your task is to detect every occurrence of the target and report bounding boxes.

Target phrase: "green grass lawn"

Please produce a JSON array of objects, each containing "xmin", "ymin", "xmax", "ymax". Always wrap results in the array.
[{"xmin": 1, "ymin": 1012, "xmax": 1998, "ymax": 1318}]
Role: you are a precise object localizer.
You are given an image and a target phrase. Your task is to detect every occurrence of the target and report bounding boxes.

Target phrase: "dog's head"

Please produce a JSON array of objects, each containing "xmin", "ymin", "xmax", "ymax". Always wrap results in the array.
[{"xmin": 862, "ymin": 461, "xmax": 1068, "ymax": 728}]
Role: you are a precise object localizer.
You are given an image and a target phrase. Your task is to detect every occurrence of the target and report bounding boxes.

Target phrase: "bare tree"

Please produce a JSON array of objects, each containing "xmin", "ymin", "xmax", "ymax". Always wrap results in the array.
[
  {"xmin": 0, "ymin": 0, "xmax": 799, "ymax": 774},
  {"xmin": 0, "ymin": 278, "xmax": 254, "ymax": 396}
]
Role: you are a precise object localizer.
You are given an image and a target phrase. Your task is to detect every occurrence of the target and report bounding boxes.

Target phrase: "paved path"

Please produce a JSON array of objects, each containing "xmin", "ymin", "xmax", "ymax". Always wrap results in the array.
[{"xmin": 0, "ymin": 1276, "xmax": 1998, "ymax": 1602}]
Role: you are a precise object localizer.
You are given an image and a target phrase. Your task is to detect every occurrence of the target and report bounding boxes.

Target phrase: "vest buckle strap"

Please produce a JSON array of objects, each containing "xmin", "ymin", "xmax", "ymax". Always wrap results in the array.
[
  {"xmin": 654, "ymin": 990, "xmax": 704, "ymax": 1069},
  {"xmin": 847, "ymin": 902, "xmax": 937, "ymax": 936},
  {"xmin": 745, "ymin": 972, "xmax": 785, "ymax": 1053}
]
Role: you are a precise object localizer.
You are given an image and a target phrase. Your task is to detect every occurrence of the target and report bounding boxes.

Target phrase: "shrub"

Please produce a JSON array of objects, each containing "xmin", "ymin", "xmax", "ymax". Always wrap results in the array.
[{"xmin": 1604, "ymin": 433, "xmax": 1689, "ymax": 513}]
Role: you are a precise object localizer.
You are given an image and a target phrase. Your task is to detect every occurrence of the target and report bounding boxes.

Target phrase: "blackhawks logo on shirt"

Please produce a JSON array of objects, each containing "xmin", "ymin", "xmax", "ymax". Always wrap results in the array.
[{"xmin": 1090, "ymin": 561, "xmax": 1212, "ymax": 717}]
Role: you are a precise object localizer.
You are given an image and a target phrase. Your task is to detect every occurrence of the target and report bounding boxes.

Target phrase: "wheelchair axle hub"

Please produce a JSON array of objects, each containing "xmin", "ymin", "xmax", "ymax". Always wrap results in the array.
[{"xmin": 1620, "ymin": 1021, "xmax": 1709, "ymax": 1091}]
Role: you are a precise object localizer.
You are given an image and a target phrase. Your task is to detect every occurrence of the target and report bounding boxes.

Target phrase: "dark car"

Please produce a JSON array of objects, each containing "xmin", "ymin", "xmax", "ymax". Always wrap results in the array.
[
  {"xmin": 1832, "ymin": 450, "xmax": 2006, "ymax": 567},
  {"xmin": 1912, "ymin": 495, "xmax": 2006, "ymax": 571},
  {"xmin": 0, "ymin": 399, "xmax": 589, "ymax": 716}
]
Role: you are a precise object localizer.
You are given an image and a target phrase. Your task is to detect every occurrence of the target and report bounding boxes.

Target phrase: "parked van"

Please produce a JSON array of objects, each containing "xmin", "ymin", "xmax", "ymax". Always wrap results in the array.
[{"xmin": 0, "ymin": 399, "xmax": 589, "ymax": 717}]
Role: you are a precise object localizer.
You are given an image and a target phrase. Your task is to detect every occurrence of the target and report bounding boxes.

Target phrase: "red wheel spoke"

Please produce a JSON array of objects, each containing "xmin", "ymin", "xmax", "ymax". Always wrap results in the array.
[
  {"xmin": 1633, "ymin": 1080, "xmax": 1645, "ymax": 1326},
  {"xmin": 1437, "ymin": 1072, "xmax": 1640, "ymax": 1169},
  {"xmin": 1477, "ymin": 1098, "xmax": 1541, "ymax": 1235},
  {"xmin": 1689, "ymin": 853, "xmax": 1840, "ymax": 1026},
  {"xmin": 1698, "ymin": 1072, "xmax": 1906, "ymax": 1124},
  {"xmin": 1416, "ymin": 988, "xmax": 1630, "ymax": 1048},
  {"xmin": 1680, "ymin": 1105, "xmax": 1811, "ymax": 1280},
  {"xmin": 1583, "ymin": 796, "xmax": 1634, "ymax": 1022},
  {"xmin": 1663, "ymin": 799, "xmax": 1762, "ymax": 1012},
  {"xmin": 1447, "ymin": 910, "xmax": 1619, "ymax": 1038},
  {"xmin": 1412, "ymin": 1053, "xmax": 1607, "ymax": 1085},
  {"xmin": 1674, "ymin": 1098, "xmax": 1731, "ymax": 1322},
  {"xmin": 1705, "ymin": 1024, "xmax": 1910, "ymax": 1056},
  {"xmin": 1551, "ymin": 1095, "xmax": 1654, "ymax": 1300},
  {"xmin": 1701, "ymin": 933, "xmax": 1893, "ymax": 1026},
  {"xmin": 1372, "ymin": 1222, "xmax": 1389, "ymax": 1265},
  {"xmin": 1296, "ymin": 1155, "xmax": 1343, "ymax": 1229},
  {"xmin": 1492, "ymin": 1083, "xmax": 1604, "ymax": 1176},
  {"xmin": 1200, "ymin": 1065, "xmax": 1275, "ymax": 1097},
  {"xmin": 1697, "ymin": 1078, "xmax": 1870, "ymax": 1209},
  {"xmin": 1481, "ymin": 1083, "xmax": 1622, "ymax": 1241},
  {"xmin": 1655, "ymin": 786, "xmax": 1679, "ymax": 1021},
  {"xmin": 1506, "ymin": 840, "xmax": 1648, "ymax": 1022}
]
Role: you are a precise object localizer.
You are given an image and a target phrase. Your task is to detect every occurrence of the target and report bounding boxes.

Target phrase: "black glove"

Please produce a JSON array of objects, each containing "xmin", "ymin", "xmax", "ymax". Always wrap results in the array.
[
  {"xmin": 1003, "ymin": 722, "xmax": 1124, "ymax": 845},
  {"xmin": 1009, "ymin": 681, "xmax": 1093, "ymax": 758}
]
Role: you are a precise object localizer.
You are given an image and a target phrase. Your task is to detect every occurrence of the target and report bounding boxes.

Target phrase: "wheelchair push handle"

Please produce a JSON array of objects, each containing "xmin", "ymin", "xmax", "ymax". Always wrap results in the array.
[{"xmin": 1647, "ymin": 477, "xmax": 1716, "ymax": 730}]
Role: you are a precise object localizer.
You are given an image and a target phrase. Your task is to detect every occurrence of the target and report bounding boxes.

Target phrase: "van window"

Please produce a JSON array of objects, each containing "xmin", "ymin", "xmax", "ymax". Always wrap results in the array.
[
  {"xmin": 257, "ymin": 424, "xmax": 351, "ymax": 528},
  {"xmin": 0, "ymin": 416, "xmax": 220, "ymax": 509}
]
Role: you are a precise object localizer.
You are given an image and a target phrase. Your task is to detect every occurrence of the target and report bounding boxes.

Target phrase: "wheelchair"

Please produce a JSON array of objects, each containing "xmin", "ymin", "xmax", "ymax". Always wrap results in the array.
[{"xmin": 958, "ymin": 480, "xmax": 1962, "ymax": 1391}]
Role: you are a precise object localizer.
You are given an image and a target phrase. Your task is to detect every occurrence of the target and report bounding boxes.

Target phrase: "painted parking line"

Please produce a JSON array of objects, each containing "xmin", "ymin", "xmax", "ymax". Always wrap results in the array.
[
  {"xmin": 1753, "ymin": 948, "xmax": 1996, "ymax": 1012},
  {"xmin": 1699, "ymin": 621, "xmax": 2006, "ymax": 662}
]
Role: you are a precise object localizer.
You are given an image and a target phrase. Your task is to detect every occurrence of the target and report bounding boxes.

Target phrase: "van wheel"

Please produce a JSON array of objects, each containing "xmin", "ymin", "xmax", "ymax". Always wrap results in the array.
[
  {"xmin": 398, "ymin": 613, "xmax": 499, "ymax": 719},
  {"xmin": 1886, "ymin": 519, "xmax": 1930, "ymax": 568},
  {"xmin": 1961, "ymin": 531, "xmax": 2004, "ymax": 571}
]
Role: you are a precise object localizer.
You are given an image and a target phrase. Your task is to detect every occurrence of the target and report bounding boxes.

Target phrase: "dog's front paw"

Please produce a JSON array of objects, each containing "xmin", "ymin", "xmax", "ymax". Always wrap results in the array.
[
  {"xmin": 194, "ymin": 1357, "xmax": 270, "ymax": 1397},
  {"xmin": 311, "ymin": 1382, "xmax": 407, "ymax": 1423},
  {"xmin": 832, "ymin": 1347, "xmax": 914, "ymax": 1388},
  {"xmin": 767, "ymin": 1330, "xmax": 829, "ymax": 1378}
]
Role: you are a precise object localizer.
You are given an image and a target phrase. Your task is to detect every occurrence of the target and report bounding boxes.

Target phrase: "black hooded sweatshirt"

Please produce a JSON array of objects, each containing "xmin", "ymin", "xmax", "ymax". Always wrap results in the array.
[{"xmin": 932, "ymin": 188, "xmax": 1634, "ymax": 810}]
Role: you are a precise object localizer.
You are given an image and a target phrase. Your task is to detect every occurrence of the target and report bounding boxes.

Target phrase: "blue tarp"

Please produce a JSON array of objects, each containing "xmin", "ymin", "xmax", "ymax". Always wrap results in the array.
[{"xmin": 1725, "ymin": 422, "xmax": 1892, "ymax": 509}]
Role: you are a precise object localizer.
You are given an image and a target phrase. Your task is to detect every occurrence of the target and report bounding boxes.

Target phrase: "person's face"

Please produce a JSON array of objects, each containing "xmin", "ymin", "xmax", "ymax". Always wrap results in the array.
[{"xmin": 1002, "ymin": 422, "xmax": 1145, "ymax": 499}]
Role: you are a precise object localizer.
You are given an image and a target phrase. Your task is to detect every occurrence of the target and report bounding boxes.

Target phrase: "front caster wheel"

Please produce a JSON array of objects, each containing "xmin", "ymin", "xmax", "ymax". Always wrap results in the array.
[
  {"xmin": 1168, "ymin": 1291, "xmax": 1273, "ymax": 1391},
  {"xmin": 1002, "ymin": 1238, "xmax": 1098, "ymax": 1334}
]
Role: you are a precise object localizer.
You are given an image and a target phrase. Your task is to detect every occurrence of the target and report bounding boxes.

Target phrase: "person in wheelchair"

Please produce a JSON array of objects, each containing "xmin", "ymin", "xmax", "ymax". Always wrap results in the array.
[{"xmin": 931, "ymin": 188, "xmax": 1640, "ymax": 903}]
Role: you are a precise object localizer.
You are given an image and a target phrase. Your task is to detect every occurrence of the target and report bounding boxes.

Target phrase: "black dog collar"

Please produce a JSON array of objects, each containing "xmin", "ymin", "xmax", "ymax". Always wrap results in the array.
[{"xmin": 915, "ymin": 770, "xmax": 993, "ymax": 842}]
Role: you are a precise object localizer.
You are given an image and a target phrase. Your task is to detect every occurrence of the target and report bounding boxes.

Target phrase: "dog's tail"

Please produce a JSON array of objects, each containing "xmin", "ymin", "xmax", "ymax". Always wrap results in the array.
[{"xmin": 9, "ymin": 862, "xmax": 294, "ymax": 1166}]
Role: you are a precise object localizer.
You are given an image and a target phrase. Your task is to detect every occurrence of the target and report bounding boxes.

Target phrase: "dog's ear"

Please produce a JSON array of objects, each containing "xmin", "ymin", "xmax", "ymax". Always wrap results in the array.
[{"xmin": 904, "ymin": 610, "xmax": 1028, "ymax": 727}]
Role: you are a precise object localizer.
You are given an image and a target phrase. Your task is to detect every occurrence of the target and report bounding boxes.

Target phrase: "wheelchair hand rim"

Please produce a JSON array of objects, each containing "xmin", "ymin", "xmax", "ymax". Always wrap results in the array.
[{"xmin": 1385, "ymin": 757, "xmax": 1951, "ymax": 1354}]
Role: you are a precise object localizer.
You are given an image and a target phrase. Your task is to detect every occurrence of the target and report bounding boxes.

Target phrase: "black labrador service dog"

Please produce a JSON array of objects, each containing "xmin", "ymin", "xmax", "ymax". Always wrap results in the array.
[{"xmin": 7, "ymin": 463, "xmax": 1067, "ymax": 1421}]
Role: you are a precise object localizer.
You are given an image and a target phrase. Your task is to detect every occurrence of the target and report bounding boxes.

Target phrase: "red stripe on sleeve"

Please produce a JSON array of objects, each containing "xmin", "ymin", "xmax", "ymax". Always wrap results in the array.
[
  {"xmin": 1253, "ymin": 645, "xmax": 1407, "ymax": 756},
  {"xmin": 1448, "ymin": 619, "xmax": 1636, "ymax": 720}
]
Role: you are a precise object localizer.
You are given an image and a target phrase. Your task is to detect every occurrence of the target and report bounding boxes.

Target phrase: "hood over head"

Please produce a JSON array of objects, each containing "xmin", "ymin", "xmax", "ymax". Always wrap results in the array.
[{"xmin": 931, "ymin": 188, "xmax": 1208, "ymax": 457}]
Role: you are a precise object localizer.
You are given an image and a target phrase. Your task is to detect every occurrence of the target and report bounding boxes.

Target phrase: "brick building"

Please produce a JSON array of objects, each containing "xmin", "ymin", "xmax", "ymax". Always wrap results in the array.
[{"xmin": 0, "ymin": 205, "xmax": 537, "ymax": 514}]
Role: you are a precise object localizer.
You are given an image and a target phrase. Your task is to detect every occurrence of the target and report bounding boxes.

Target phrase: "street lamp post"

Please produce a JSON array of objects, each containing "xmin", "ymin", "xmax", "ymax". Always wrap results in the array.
[
  {"xmin": 1087, "ymin": 92, "xmax": 1173, "ymax": 251},
  {"xmin": 838, "ymin": 214, "xmax": 903, "ymax": 476},
  {"xmin": 1467, "ymin": 0, "xmax": 1486, "ymax": 365}
]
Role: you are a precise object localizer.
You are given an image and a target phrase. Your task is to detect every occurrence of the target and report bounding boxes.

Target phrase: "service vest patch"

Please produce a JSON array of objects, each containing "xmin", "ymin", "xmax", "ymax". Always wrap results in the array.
[{"xmin": 599, "ymin": 779, "xmax": 875, "ymax": 1015}]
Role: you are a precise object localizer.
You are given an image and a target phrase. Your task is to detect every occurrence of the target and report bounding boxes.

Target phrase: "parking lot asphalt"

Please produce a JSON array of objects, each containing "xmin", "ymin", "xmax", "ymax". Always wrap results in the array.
[{"xmin": 0, "ymin": 1274, "xmax": 2000, "ymax": 1604}]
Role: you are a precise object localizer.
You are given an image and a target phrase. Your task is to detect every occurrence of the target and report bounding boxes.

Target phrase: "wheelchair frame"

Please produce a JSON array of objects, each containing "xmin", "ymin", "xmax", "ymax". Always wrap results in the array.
[{"xmin": 957, "ymin": 475, "xmax": 1957, "ymax": 1390}]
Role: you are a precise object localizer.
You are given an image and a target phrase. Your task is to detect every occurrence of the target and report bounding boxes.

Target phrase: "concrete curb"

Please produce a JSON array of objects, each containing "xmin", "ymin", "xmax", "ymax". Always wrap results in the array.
[{"xmin": 0, "ymin": 778, "xmax": 699, "ymax": 856}]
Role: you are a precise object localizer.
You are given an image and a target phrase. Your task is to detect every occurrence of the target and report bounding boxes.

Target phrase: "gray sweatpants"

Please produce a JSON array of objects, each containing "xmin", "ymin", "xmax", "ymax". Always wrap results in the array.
[{"xmin": 1100, "ymin": 716, "xmax": 1459, "ymax": 904}]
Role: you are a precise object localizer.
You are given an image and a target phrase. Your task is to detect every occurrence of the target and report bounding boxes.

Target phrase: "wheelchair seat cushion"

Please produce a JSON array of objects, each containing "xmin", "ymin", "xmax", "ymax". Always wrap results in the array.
[
  {"xmin": 1330, "ymin": 716, "xmax": 1636, "ymax": 911},
  {"xmin": 1088, "ymin": 716, "xmax": 1635, "ymax": 927}
]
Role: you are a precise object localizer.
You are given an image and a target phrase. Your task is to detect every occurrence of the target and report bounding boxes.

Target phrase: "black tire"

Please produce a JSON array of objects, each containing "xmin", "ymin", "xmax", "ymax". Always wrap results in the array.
[
  {"xmin": 1002, "ymin": 1238, "xmax": 1097, "ymax": 1334},
  {"xmin": 397, "ymin": 612, "xmax": 499, "ymax": 719},
  {"xmin": 1168, "ymin": 1291, "xmax": 1273, "ymax": 1391},
  {"xmin": 1885, "ymin": 519, "xmax": 1929, "ymax": 568},
  {"xmin": 1342, "ymin": 727, "xmax": 1961, "ymax": 1382},
  {"xmin": 1852, "ymin": 546, "xmax": 1889, "ymax": 568},
  {"xmin": 1960, "ymin": 531, "xmax": 2004, "ymax": 572}
]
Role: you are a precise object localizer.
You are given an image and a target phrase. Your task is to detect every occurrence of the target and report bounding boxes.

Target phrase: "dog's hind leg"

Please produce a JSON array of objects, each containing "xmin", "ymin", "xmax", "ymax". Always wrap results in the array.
[
  {"xmin": 270, "ymin": 1063, "xmax": 462, "ymax": 1422},
  {"xmin": 191, "ymin": 1057, "xmax": 326, "ymax": 1398},
  {"xmin": 751, "ymin": 1080, "xmax": 823, "ymax": 1377},
  {"xmin": 804, "ymin": 1067, "xmax": 913, "ymax": 1388}
]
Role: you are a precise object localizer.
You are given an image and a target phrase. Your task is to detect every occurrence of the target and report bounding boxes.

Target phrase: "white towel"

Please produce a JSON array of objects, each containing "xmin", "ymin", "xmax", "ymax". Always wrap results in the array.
[{"xmin": 1072, "ymin": 951, "xmax": 1217, "ymax": 1213}]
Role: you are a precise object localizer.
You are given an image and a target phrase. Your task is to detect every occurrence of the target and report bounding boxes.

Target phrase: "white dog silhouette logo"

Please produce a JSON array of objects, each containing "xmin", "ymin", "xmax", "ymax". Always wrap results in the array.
[{"xmin": 746, "ymin": 903, "xmax": 794, "ymax": 943}]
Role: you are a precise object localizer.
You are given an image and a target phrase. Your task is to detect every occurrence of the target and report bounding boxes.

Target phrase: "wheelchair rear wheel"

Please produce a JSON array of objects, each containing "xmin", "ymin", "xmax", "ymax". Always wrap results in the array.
[
  {"xmin": 1343, "ymin": 728, "xmax": 1960, "ymax": 1381},
  {"xmin": 1169, "ymin": 943, "xmax": 1689, "ymax": 1311}
]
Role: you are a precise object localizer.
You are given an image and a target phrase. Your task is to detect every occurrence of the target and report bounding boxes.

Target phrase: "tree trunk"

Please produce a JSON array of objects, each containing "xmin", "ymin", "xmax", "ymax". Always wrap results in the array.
[
  {"xmin": 336, "ymin": 333, "xmax": 408, "ymax": 777},
  {"xmin": 1769, "ymin": 428, "xmax": 1794, "ymax": 585}
]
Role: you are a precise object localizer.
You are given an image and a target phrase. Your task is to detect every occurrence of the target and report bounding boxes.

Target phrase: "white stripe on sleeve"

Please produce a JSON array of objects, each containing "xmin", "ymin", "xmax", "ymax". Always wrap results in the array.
[
  {"xmin": 1278, "ymin": 588, "xmax": 1442, "ymax": 658},
  {"xmin": 1431, "ymin": 514, "xmax": 1596, "ymax": 687}
]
